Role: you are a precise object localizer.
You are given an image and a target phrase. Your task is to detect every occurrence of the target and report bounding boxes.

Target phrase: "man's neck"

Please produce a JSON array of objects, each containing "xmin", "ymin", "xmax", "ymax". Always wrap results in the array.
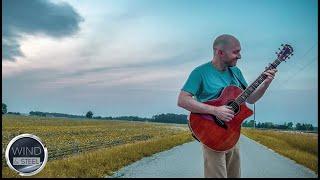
[{"xmin": 211, "ymin": 57, "xmax": 228, "ymax": 71}]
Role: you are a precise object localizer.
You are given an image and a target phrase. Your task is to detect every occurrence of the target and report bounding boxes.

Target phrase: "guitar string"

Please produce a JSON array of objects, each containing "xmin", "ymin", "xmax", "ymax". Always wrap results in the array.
[
  {"xmin": 274, "ymin": 56, "xmax": 317, "ymax": 90},
  {"xmin": 220, "ymin": 44, "xmax": 315, "ymax": 120},
  {"xmin": 229, "ymin": 45, "xmax": 292, "ymax": 108},
  {"xmin": 277, "ymin": 43, "xmax": 316, "ymax": 78},
  {"xmin": 230, "ymin": 44, "xmax": 315, "ymax": 112},
  {"xmin": 227, "ymin": 56, "xmax": 282, "ymax": 111},
  {"xmin": 270, "ymin": 43, "xmax": 316, "ymax": 89}
]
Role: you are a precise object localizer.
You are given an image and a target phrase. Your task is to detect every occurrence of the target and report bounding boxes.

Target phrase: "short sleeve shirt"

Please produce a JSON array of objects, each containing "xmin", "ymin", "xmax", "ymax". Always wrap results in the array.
[{"xmin": 181, "ymin": 61, "xmax": 248, "ymax": 102}]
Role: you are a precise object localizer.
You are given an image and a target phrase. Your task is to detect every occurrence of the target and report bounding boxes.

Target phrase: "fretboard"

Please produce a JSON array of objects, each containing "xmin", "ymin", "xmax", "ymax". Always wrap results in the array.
[{"xmin": 235, "ymin": 58, "xmax": 282, "ymax": 105}]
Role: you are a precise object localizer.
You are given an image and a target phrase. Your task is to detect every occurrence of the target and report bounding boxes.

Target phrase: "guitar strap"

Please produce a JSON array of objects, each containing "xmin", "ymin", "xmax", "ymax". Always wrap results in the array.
[{"xmin": 228, "ymin": 67, "xmax": 247, "ymax": 90}]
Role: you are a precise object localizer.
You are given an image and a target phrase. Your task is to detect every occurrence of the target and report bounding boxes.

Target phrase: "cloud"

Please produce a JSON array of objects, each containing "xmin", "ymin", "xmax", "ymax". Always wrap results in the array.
[
  {"xmin": 1, "ymin": 13, "xmax": 205, "ymax": 80},
  {"xmin": 2, "ymin": 0, "xmax": 83, "ymax": 61}
]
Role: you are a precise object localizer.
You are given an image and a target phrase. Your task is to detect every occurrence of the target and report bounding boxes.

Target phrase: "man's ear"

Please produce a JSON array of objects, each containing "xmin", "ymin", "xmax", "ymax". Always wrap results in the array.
[{"xmin": 217, "ymin": 49, "xmax": 224, "ymax": 56}]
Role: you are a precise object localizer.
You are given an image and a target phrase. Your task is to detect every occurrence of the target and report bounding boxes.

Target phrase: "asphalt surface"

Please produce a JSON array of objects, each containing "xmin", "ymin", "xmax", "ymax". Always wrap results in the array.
[{"xmin": 109, "ymin": 135, "xmax": 317, "ymax": 178}]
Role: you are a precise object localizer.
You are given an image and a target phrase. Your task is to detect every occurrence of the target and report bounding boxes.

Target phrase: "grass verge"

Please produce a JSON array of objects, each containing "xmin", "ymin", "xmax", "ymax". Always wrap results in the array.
[
  {"xmin": 2, "ymin": 132, "xmax": 193, "ymax": 178},
  {"xmin": 241, "ymin": 127, "xmax": 318, "ymax": 174}
]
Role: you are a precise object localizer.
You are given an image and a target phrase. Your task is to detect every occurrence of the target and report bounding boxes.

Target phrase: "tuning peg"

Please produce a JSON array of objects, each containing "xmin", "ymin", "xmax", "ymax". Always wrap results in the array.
[
  {"xmin": 291, "ymin": 53, "xmax": 294, "ymax": 56},
  {"xmin": 281, "ymin": 44, "xmax": 284, "ymax": 46},
  {"xmin": 287, "ymin": 57, "xmax": 290, "ymax": 59}
]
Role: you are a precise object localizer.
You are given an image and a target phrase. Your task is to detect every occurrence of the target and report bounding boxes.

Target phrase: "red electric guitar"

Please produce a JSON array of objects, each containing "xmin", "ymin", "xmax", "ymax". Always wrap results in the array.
[{"xmin": 188, "ymin": 44, "xmax": 294, "ymax": 152}]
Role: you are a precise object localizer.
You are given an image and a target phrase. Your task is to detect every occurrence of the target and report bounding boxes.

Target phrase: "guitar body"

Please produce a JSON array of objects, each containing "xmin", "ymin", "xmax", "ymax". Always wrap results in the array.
[{"xmin": 188, "ymin": 85, "xmax": 253, "ymax": 152}]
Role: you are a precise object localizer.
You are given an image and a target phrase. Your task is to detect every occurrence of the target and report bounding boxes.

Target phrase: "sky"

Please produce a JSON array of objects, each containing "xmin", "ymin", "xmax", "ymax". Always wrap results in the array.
[{"xmin": 2, "ymin": 0, "xmax": 318, "ymax": 126}]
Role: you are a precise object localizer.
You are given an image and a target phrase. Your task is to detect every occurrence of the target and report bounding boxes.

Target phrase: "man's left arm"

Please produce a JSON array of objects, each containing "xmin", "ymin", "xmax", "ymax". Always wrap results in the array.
[{"xmin": 246, "ymin": 69, "xmax": 278, "ymax": 104}]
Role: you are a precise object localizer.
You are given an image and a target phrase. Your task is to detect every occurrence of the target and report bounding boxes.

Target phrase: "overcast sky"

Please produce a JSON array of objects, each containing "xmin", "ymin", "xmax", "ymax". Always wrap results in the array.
[{"xmin": 2, "ymin": 0, "xmax": 318, "ymax": 126}]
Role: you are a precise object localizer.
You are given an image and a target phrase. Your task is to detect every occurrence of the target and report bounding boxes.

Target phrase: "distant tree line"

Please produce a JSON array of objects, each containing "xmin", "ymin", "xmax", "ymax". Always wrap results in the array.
[
  {"xmin": 1, "ymin": 103, "xmax": 316, "ymax": 131},
  {"xmin": 1, "ymin": 103, "xmax": 19, "ymax": 115},
  {"xmin": 242, "ymin": 120, "xmax": 315, "ymax": 131},
  {"xmin": 7, "ymin": 112, "xmax": 21, "ymax": 115},
  {"xmin": 27, "ymin": 111, "xmax": 188, "ymax": 124},
  {"xmin": 93, "ymin": 113, "xmax": 188, "ymax": 124},
  {"xmin": 104, "ymin": 116, "xmax": 152, "ymax": 122},
  {"xmin": 29, "ymin": 111, "xmax": 85, "ymax": 119},
  {"xmin": 295, "ymin": 123, "xmax": 315, "ymax": 131},
  {"xmin": 152, "ymin": 113, "xmax": 188, "ymax": 124},
  {"xmin": 26, "ymin": 110, "xmax": 188, "ymax": 124}
]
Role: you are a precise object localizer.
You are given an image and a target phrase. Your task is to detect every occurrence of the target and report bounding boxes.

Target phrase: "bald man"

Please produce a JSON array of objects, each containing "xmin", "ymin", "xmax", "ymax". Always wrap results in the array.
[{"xmin": 177, "ymin": 34, "xmax": 277, "ymax": 178}]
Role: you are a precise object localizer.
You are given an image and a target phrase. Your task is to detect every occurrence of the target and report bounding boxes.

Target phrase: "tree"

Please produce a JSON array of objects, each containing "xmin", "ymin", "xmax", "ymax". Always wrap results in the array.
[
  {"xmin": 295, "ymin": 123, "xmax": 302, "ymax": 130},
  {"xmin": 242, "ymin": 120, "xmax": 248, "ymax": 127},
  {"xmin": 256, "ymin": 122, "xmax": 261, "ymax": 128},
  {"xmin": 248, "ymin": 120, "xmax": 255, "ymax": 127},
  {"xmin": 86, "ymin": 111, "xmax": 93, "ymax": 119},
  {"xmin": 265, "ymin": 122, "xmax": 274, "ymax": 129},
  {"xmin": 303, "ymin": 124, "xmax": 312, "ymax": 131},
  {"xmin": 2, "ymin": 103, "xmax": 7, "ymax": 114},
  {"xmin": 287, "ymin": 122, "xmax": 293, "ymax": 129}
]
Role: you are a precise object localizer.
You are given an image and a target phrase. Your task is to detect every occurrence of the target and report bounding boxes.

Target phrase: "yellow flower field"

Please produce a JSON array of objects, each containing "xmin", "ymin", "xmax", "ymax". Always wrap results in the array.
[{"xmin": 2, "ymin": 115, "xmax": 193, "ymax": 177}]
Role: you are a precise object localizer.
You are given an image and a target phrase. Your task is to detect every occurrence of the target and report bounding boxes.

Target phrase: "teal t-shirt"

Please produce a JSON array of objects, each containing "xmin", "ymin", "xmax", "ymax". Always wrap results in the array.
[{"xmin": 181, "ymin": 61, "xmax": 248, "ymax": 102}]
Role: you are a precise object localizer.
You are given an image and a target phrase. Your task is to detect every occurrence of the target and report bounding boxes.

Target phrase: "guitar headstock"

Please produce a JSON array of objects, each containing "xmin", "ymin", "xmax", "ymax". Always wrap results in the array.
[{"xmin": 276, "ymin": 44, "xmax": 294, "ymax": 61}]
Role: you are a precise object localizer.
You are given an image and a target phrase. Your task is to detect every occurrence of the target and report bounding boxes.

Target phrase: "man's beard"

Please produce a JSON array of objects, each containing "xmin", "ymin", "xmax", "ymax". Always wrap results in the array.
[
  {"xmin": 228, "ymin": 59, "xmax": 238, "ymax": 67},
  {"xmin": 227, "ymin": 62, "xmax": 237, "ymax": 67}
]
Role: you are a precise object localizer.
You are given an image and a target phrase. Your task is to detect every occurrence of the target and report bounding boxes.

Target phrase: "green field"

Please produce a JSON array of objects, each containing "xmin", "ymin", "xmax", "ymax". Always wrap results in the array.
[
  {"xmin": 2, "ymin": 115, "xmax": 193, "ymax": 178},
  {"xmin": 241, "ymin": 127, "xmax": 318, "ymax": 174}
]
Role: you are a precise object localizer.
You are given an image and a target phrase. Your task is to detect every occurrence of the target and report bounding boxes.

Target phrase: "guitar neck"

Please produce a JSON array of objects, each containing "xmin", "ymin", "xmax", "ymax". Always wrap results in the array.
[{"xmin": 235, "ymin": 58, "xmax": 282, "ymax": 105}]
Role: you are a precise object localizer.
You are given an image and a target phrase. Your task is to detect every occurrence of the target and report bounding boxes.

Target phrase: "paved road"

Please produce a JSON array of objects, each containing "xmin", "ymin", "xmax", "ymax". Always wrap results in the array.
[{"xmin": 109, "ymin": 135, "xmax": 317, "ymax": 178}]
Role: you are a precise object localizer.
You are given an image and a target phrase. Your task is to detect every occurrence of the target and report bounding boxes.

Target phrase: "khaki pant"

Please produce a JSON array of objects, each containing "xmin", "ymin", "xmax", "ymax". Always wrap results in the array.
[{"xmin": 202, "ymin": 142, "xmax": 241, "ymax": 178}]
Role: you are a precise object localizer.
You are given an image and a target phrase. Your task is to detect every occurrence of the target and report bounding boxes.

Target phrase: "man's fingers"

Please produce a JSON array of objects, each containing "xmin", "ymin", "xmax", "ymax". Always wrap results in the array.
[
  {"xmin": 266, "ymin": 69, "xmax": 277, "ymax": 74},
  {"xmin": 223, "ymin": 112, "xmax": 234, "ymax": 120},
  {"xmin": 222, "ymin": 117, "xmax": 231, "ymax": 122},
  {"xmin": 264, "ymin": 72, "xmax": 275, "ymax": 78},
  {"xmin": 226, "ymin": 106, "xmax": 234, "ymax": 110},
  {"xmin": 226, "ymin": 115, "xmax": 233, "ymax": 121},
  {"xmin": 226, "ymin": 108, "xmax": 235, "ymax": 114},
  {"xmin": 268, "ymin": 69, "xmax": 277, "ymax": 75},
  {"xmin": 225, "ymin": 106, "xmax": 235, "ymax": 115}
]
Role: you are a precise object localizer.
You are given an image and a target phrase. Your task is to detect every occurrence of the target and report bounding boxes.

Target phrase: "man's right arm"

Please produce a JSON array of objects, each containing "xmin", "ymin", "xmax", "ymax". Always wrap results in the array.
[
  {"xmin": 177, "ymin": 91, "xmax": 215, "ymax": 115},
  {"xmin": 177, "ymin": 91, "xmax": 234, "ymax": 122}
]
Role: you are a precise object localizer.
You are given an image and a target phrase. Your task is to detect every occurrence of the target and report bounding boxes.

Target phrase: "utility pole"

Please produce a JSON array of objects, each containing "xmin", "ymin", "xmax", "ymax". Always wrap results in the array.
[{"xmin": 253, "ymin": 103, "xmax": 256, "ymax": 129}]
